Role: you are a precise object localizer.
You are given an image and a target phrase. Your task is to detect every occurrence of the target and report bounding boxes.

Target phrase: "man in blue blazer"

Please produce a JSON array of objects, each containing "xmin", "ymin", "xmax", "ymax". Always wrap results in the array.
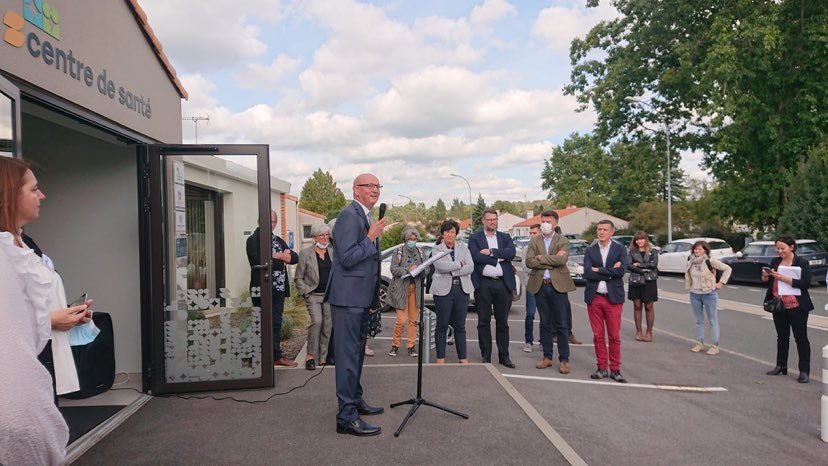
[
  {"xmin": 469, "ymin": 209, "xmax": 517, "ymax": 368},
  {"xmin": 583, "ymin": 220, "xmax": 628, "ymax": 383},
  {"xmin": 325, "ymin": 173, "xmax": 387, "ymax": 436}
]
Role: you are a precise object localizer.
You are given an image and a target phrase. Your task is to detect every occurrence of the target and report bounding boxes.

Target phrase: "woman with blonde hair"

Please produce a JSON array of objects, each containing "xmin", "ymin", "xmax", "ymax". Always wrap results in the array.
[{"xmin": 627, "ymin": 231, "xmax": 658, "ymax": 342}]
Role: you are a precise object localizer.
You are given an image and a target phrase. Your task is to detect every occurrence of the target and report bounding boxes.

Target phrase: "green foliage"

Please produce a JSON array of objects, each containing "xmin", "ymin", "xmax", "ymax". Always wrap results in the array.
[
  {"xmin": 282, "ymin": 285, "xmax": 310, "ymax": 340},
  {"xmin": 447, "ymin": 197, "xmax": 469, "ymax": 220},
  {"xmin": 472, "ymin": 194, "xmax": 487, "ymax": 232},
  {"xmin": 380, "ymin": 223, "xmax": 428, "ymax": 250},
  {"xmin": 778, "ymin": 147, "xmax": 828, "ymax": 243},
  {"xmin": 299, "ymin": 169, "xmax": 347, "ymax": 216},
  {"xmin": 491, "ymin": 200, "xmax": 523, "ymax": 216},
  {"xmin": 431, "ymin": 198, "xmax": 447, "ymax": 221}
]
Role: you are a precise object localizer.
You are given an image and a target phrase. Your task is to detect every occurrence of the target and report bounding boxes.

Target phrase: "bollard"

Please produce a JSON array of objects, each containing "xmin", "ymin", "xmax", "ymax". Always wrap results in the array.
[
  {"xmin": 420, "ymin": 308, "xmax": 437, "ymax": 364},
  {"xmin": 823, "ymin": 344, "xmax": 828, "ymax": 442}
]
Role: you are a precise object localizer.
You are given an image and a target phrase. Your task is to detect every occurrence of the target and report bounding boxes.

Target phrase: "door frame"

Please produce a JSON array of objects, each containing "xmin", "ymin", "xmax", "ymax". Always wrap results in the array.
[
  {"xmin": 0, "ymin": 74, "xmax": 23, "ymax": 157},
  {"xmin": 142, "ymin": 144, "xmax": 274, "ymax": 394}
]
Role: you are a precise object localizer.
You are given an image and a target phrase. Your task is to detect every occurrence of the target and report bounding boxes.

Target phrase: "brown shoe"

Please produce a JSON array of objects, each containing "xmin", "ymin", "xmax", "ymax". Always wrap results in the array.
[
  {"xmin": 274, "ymin": 357, "xmax": 298, "ymax": 367},
  {"xmin": 559, "ymin": 361, "xmax": 571, "ymax": 374},
  {"xmin": 536, "ymin": 357, "xmax": 555, "ymax": 369},
  {"xmin": 634, "ymin": 330, "xmax": 644, "ymax": 341},
  {"xmin": 643, "ymin": 331, "xmax": 653, "ymax": 342},
  {"xmin": 568, "ymin": 334, "xmax": 582, "ymax": 345}
]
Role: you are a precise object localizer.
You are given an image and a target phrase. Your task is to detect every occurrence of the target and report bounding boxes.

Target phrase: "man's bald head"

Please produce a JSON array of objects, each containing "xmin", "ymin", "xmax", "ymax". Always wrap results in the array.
[{"xmin": 352, "ymin": 173, "xmax": 381, "ymax": 209}]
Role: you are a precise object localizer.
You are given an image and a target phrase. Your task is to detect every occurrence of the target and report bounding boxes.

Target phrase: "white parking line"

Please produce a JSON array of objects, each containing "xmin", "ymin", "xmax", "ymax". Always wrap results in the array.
[
  {"xmin": 759, "ymin": 315, "xmax": 828, "ymax": 332},
  {"xmin": 503, "ymin": 373, "xmax": 727, "ymax": 393}
]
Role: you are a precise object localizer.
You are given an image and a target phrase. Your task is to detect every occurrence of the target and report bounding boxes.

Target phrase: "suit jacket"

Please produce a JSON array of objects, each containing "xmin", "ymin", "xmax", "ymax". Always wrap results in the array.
[
  {"xmin": 246, "ymin": 227, "xmax": 298, "ymax": 297},
  {"xmin": 763, "ymin": 255, "xmax": 814, "ymax": 312},
  {"xmin": 430, "ymin": 241, "xmax": 474, "ymax": 296},
  {"xmin": 583, "ymin": 241, "xmax": 627, "ymax": 304},
  {"xmin": 294, "ymin": 244, "xmax": 333, "ymax": 297},
  {"xmin": 525, "ymin": 233, "xmax": 576, "ymax": 294},
  {"xmin": 468, "ymin": 230, "xmax": 516, "ymax": 292},
  {"xmin": 325, "ymin": 200, "xmax": 381, "ymax": 309}
]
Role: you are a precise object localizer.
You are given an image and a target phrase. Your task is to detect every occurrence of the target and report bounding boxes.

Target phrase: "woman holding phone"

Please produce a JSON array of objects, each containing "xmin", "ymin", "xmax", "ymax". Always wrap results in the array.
[
  {"xmin": 761, "ymin": 236, "xmax": 813, "ymax": 383},
  {"xmin": 0, "ymin": 157, "xmax": 92, "ymax": 397}
]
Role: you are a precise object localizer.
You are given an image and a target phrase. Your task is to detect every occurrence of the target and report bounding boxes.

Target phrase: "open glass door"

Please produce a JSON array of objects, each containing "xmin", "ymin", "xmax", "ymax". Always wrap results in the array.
[
  {"xmin": 145, "ymin": 144, "xmax": 273, "ymax": 394},
  {"xmin": 0, "ymin": 74, "xmax": 23, "ymax": 157}
]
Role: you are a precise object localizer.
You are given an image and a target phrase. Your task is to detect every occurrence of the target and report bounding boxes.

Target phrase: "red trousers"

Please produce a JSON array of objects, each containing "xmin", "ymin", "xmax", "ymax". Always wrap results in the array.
[{"xmin": 587, "ymin": 294, "xmax": 623, "ymax": 371}]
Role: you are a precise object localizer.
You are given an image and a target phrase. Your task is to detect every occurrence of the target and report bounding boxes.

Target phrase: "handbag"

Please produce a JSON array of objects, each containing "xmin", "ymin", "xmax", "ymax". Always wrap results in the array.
[
  {"xmin": 629, "ymin": 273, "xmax": 644, "ymax": 286},
  {"xmin": 367, "ymin": 310, "xmax": 383, "ymax": 338},
  {"xmin": 763, "ymin": 297, "xmax": 784, "ymax": 313},
  {"xmin": 643, "ymin": 270, "xmax": 658, "ymax": 282}
]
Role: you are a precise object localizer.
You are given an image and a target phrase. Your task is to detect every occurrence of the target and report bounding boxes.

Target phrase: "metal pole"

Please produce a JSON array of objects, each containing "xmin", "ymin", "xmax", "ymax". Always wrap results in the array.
[
  {"xmin": 664, "ymin": 121, "xmax": 672, "ymax": 243},
  {"xmin": 450, "ymin": 174, "xmax": 472, "ymax": 232},
  {"xmin": 822, "ymin": 344, "xmax": 828, "ymax": 441}
]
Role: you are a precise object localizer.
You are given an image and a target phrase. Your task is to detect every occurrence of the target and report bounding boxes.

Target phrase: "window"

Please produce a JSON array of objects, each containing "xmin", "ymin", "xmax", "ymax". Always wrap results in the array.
[
  {"xmin": 302, "ymin": 224, "xmax": 312, "ymax": 239},
  {"xmin": 709, "ymin": 241, "xmax": 731, "ymax": 250},
  {"xmin": 798, "ymin": 242, "xmax": 826, "ymax": 254},
  {"xmin": 741, "ymin": 244, "xmax": 769, "ymax": 257}
]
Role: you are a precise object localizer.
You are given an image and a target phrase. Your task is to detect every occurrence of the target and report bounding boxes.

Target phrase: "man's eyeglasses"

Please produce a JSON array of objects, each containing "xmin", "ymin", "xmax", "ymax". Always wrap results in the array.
[{"xmin": 356, "ymin": 183, "xmax": 383, "ymax": 190}]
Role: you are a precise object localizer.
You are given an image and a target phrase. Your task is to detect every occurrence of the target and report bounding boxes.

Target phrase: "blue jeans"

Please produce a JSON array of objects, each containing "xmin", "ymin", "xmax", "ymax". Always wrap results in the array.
[
  {"xmin": 525, "ymin": 290, "xmax": 536, "ymax": 344},
  {"xmin": 690, "ymin": 291, "xmax": 719, "ymax": 345}
]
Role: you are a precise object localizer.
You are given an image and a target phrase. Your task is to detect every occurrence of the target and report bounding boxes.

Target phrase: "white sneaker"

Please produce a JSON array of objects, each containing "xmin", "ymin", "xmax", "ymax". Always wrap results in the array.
[
  {"xmin": 706, "ymin": 345, "xmax": 720, "ymax": 355},
  {"xmin": 690, "ymin": 342, "xmax": 705, "ymax": 353},
  {"xmin": 523, "ymin": 343, "xmax": 532, "ymax": 353}
]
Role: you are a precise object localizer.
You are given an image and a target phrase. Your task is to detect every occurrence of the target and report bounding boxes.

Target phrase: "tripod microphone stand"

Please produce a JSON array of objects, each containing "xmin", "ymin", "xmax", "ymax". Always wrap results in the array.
[{"xmin": 390, "ymin": 273, "xmax": 468, "ymax": 437}]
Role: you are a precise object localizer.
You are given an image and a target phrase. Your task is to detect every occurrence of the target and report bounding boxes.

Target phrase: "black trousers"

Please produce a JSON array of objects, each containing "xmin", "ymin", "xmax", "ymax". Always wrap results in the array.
[
  {"xmin": 772, "ymin": 307, "xmax": 810, "ymax": 373},
  {"xmin": 474, "ymin": 278, "xmax": 512, "ymax": 362}
]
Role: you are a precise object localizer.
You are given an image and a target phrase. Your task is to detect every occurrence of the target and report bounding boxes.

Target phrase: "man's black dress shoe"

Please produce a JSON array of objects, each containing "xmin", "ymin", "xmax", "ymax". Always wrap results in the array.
[
  {"xmin": 610, "ymin": 371, "xmax": 627, "ymax": 383},
  {"xmin": 482, "ymin": 357, "xmax": 491, "ymax": 363},
  {"xmin": 766, "ymin": 366, "xmax": 787, "ymax": 375},
  {"xmin": 336, "ymin": 418, "xmax": 381, "ymax": 436},
  {"xmin": 590, "ymin": 368, "xmax": 609, "ymax": 379},
  {"xmin": 357, "ymin": 403, "xmax": 384, "ymax": 416},
  {"xmin": 499, "ymin": 359, "xmax": 516, "ymax": 369},
  {"xmin": 797, "ymin": 372, "xmax": 809, "ymax": 383}
]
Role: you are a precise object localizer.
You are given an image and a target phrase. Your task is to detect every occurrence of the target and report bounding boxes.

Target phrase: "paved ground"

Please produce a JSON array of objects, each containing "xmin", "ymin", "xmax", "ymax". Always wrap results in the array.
[{"xmin": 77, "ymin": 278, "xmax": 828, "ymax": 465}]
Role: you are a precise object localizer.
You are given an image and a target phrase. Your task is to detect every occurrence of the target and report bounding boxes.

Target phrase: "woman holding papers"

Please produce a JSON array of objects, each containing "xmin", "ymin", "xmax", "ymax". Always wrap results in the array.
[
  {"xmin": 432, "ymin": 220, "xmax": 473, "ymax": 364},
  {"xmin": 762, "ymin": 236, "xmax": 813, "ymax": 383},
  {"xmin": 387, "ymin": 225, "xmax": 431, "ymax": 357}
]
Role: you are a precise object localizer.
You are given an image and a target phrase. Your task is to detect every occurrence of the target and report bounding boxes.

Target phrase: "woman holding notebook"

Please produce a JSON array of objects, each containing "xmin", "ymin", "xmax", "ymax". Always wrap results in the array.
[{"xmin": 761, "ymin": 236, "xmax": 814, "ymax": 383}]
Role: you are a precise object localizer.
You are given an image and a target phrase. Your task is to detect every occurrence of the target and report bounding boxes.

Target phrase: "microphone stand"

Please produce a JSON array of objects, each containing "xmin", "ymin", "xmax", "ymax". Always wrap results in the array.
[{"xmin": 390, "ymin": 271, "xmax": 468, "ymax": 437}]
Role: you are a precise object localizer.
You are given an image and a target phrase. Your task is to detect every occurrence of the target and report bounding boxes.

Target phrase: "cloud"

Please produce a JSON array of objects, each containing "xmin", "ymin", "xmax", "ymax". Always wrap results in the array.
[
  {"xmin": 531, "ymin": 2, "xmax": 619, "ymax": 51},
  {"xmin": 470, "ymin": 0, "xmax": 516, "ymax": 26},
  {"xmin": 232, "ymin": 54, "xmax": 302, "ymax": 89}
]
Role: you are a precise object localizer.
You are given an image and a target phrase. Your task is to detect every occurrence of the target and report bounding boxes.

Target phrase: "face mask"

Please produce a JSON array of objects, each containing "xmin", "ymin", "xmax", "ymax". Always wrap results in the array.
[
  {"xmin": 406, "ymin": 240, "xmax": 417, "ymax": 248},
  {"xmin": 315, "ymin": 242, "xmax": 327, "ymax": 249},
  {"xmin": 540, "ymin": 223, "xmax": 553, "ymax": 235}
]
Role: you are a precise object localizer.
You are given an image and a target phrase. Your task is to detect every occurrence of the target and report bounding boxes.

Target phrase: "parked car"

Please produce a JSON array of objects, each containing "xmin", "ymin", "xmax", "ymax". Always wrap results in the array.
[
  {"xmin": 566, "ymin": 239, "xmax": 589, "ymax": 285},
  {"xmin": 377, "ymin": 242, "xmax": 522, "ymax": 311},
  {"xmin": 721, "ymin": 239, "xmax": 828, "ymax": 284},
  {"xmin": 611, "ymin": 235, "xmax": 661, "ymax": 253},
  {"xmin": 657, "ymin": 237, "xmax": 735, "ymax": 273}
]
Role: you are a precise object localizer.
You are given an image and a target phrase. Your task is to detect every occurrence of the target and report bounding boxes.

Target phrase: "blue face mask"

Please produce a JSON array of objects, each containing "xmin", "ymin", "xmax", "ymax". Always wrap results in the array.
[{"xmin": 406, "ymin": 240, "xmax": 417, "ymax": 248}]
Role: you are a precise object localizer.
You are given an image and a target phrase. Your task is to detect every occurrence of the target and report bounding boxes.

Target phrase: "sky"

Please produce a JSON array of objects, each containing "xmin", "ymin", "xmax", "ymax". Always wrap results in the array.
[{"xmin": 140, "ymin": 0, "xmax": 707, "ymax": 209}]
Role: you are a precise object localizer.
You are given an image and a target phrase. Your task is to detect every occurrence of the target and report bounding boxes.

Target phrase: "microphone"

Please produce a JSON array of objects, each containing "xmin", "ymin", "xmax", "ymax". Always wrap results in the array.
[{"xmin": 378, "ymin": 203, "xmax": 387, "ymax": 220}]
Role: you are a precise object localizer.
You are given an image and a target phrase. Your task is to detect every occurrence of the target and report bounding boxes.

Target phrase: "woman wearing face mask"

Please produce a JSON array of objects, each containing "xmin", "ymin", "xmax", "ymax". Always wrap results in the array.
[
  {"xmin": 761, "ymin": 236, "xmax": 813, "ymax": 383},
  {"xmin": 684, "ymin": 241, "xmax": 731, "ymax": 355},
  {"xmin": 295, "ymin": 223, "xmax": 334, "ymax": 370},
  {"xmin": 387, "ymin": 226, "xmax": 431, "ymax": 357},
  {"xmin": 431, "ymin": 220, "xmax": 473, "ymax": 364}
]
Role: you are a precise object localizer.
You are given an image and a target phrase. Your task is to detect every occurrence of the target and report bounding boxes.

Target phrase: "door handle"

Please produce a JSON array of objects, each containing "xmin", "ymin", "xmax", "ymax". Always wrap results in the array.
[{"xmin": 252, "ymin": 261, "xmax": 270, "ymax": 271}]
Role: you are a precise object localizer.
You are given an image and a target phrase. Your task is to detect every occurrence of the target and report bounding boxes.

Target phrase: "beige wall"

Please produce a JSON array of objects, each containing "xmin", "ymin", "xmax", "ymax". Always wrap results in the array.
[{"xmin": 0, "ymin": 0, "xmax": 182, "ymax": 141}]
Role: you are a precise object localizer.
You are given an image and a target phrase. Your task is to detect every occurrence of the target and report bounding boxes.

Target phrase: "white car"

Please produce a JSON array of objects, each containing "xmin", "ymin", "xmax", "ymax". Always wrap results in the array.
[
  {"xmin": 657, "ymin": 237, "xmax": 736, "ymax": 273},
  {"xmin": 378, "ymin": 242, "xmax": 521, "ymax": 312}
]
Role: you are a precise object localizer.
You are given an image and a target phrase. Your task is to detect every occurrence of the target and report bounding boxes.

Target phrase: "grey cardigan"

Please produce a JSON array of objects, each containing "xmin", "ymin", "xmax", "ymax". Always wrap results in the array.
[
  {"xmin": 430, "ymin": 241, "xmax": 474, "ymax": 296},
  {"xmin": 294, "ymin": 244, "xmax": 333, "ymax": 297}
]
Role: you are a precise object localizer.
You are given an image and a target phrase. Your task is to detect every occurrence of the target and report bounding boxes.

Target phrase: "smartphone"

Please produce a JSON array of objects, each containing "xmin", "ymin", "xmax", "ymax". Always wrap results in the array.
[
  {"xmin": 762, "ymin": 267, "xmax": 772, "ymax": 274},
  {"xmin": 68, "ymin": 293, "xmax": 88, "ymax": 308}
]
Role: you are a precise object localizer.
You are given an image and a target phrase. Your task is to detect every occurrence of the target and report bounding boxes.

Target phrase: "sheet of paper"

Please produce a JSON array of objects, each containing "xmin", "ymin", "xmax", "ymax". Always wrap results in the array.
[
  {"xmin": 403, "ymin": 250, "xmax": 450, "ymax": 278},
  {"xmin": 777, "ymin": 265, "xmax": 801, "ymax": 296}
]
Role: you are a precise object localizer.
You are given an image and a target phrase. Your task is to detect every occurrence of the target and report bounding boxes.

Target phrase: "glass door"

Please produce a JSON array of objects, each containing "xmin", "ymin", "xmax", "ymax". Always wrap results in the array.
[
  {"xmin": 145, "ymin": 144, "xmax": 273, "ymax": 394},
  {"xmin": 0, "ymin": 74, "xmax": 23, "ymax": 157}
]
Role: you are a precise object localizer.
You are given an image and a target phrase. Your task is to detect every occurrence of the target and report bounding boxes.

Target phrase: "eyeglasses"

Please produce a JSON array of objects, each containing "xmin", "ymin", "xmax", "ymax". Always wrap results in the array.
[{"xmin": 356, "ymin": 183, "xmax": 383, "ymax": 190}]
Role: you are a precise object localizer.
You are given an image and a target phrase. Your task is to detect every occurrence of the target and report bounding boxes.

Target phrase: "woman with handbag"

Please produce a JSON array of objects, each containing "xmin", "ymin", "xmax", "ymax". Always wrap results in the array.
[
  {"xmin": 627, "ymin": 231, "xmax": 658, "ymax": 342},
  {"xmin": 684, "ymin": 241, "xmax": 731, "ymax": 355},
  {"xmin": 761, "ymin": 236, "xmax": 813, "ymax": 383}
]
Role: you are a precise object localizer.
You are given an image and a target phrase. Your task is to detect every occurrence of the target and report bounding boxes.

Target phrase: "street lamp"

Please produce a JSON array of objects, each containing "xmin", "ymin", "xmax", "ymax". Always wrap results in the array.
[
  {"xmin": 398, "ymin": 194, "xmax": 414, "ymax": 205},
  {"xmin": 625, "ymin": 97, "xmax": 673, "ymax": 243},
  {"xmin": 450, "ymin": 173, "xmax": 473, "ymax": 232}
]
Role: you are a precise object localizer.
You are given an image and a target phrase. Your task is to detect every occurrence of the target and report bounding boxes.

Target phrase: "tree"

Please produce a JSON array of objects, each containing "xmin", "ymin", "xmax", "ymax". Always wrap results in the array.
[
  {"xmin": 566, "ymin": 0, "xmax": 828, "ymax": 230},
  {"xmin": 298, "ymin": 169, "xmax": 346, "ymax": 217},
  {"xmin": 491, "ymin": 200, "xmax": 522, "ymax": 216},
  {"xmin": 541, "ymin": 133, "xmax": 613, "ymax": 213},
  {"xmin": 778, "ymin": 147, "xmax": 828, "ymax": 243},
  {"xmin": 472, "ymin": 194, "xmax": 487, "ymax": 232},
  {"xmin": 448, "ymin": 197, "xmax": 468, "ymax": 220},
  {"xmin": 431, "ymin": 198, "xmax": 447, "ymax": 221}
]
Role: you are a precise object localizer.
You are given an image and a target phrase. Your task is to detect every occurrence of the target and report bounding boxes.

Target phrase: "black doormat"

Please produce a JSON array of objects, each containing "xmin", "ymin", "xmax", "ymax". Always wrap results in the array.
[{"xmin": 59, "ymin": 405, "xmax": 124, "ymax": 444}]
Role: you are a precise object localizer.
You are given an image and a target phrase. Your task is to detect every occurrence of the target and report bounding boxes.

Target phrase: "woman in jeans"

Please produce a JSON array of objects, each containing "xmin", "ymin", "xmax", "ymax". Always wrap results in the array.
[
  {"xmin": 684, "ymin": 241, "xmax": 731, "ymax": 355},
  {"xmin": 627, "ymin": 231, "xmax": 658, "ymax": 342},
  {"xmin": 761, "ymin": 236, "xmax": 813, "ymax": 383},
  {"xmin": 294, "ymin": 223, "xmax": 333, "ymax": 370},
  {"xmin": 431, "ymin": 220, "xmax": 473, "ymax": 364}
]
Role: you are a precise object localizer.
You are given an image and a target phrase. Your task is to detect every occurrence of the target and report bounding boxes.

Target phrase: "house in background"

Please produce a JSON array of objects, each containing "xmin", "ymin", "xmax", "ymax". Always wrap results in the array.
[{"xmin": 512, "ymin": 207, "xmax": 629, "ymax": 238}]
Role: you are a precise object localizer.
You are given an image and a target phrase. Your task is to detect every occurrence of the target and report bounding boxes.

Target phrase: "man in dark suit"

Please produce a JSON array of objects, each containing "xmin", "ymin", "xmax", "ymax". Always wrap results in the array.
[
  {"xmin": 325, "ymin": 173, "xmax": 387, "ymax": 436},
  {"xmin": 583, "ymin": 220, "xmax": 628, "ymax": 383},
  {"xmin": 469, "ymin": 209, "xmax": 517, "ymax": 368},
  {"xmin": 246, "ymin": 210, "xmax": 299, "ymax": 368}
]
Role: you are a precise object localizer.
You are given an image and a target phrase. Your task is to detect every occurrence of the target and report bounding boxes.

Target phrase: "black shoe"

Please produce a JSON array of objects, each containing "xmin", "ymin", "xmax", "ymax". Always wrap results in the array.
[
  {"xmin": 610, "ymin": 371, "xmax": 627, "ymax": 383},
  {"xmin": 766, "ymin": 366, "xmax": 787, "ymax": 375},
  {"xmin": 482, "ymin": 356, "xmax": 491, "ymax": 363},
  {"xmin": 357, "ymin": 402, "xmax": 384, "ymax": 416},
  {"xmin": 590, "ymin": 368, "xmax": 609, "ymax": 379},
  {"xmin": 325, "ymin": 358, "xmax": 335, "ymax": 366},
  {"xmin": 305, "ymin": 359, "xmax": 316, "ymax": 371},
  {"xmin": 798, "ymin": 372, "xmax": 809, "ymax": 383},
  {"xmin": 336, "ymin": 418, "xmax": 381, "ymax": 436},
  {"xmin": 408, "ymin": 347, "xmax": 418, "ymax": 357},
  {"xmin": 499, "ymin": 358, "xmax": 516, "ymax": 369}
]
